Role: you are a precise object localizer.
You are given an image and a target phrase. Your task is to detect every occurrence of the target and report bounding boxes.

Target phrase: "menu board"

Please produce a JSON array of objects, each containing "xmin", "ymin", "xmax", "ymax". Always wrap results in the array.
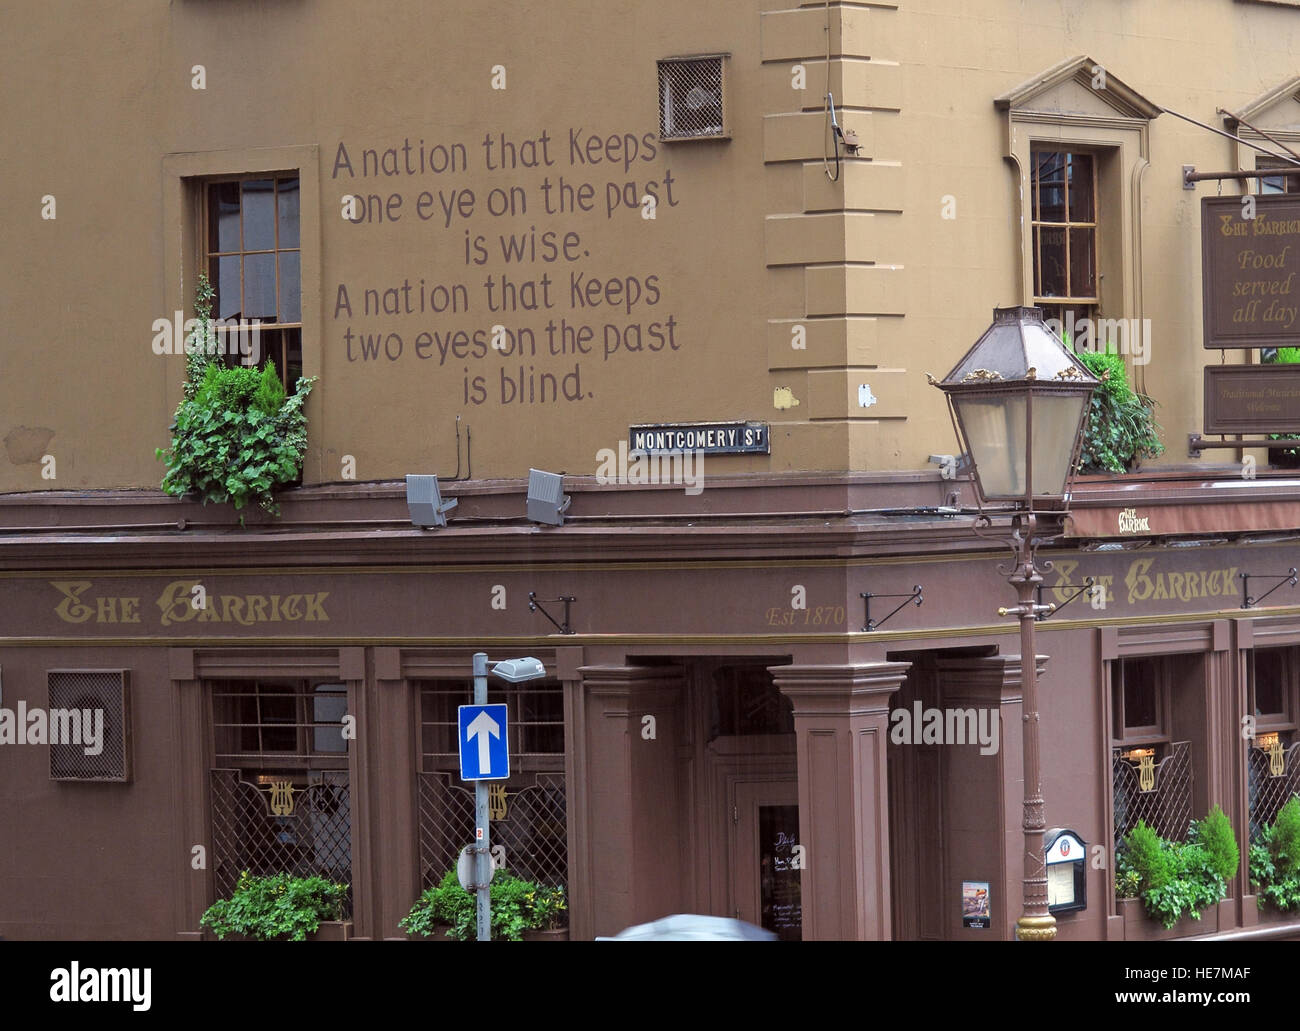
[{"xmin": 759, "ymin": 805, "xmax": 802, "ymax": 941}]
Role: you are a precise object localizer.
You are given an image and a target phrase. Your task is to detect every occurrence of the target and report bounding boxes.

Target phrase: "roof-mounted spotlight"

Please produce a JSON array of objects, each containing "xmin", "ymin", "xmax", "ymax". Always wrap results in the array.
[
  {"xmin": 526, "ymin": 468, "xmax": 570, "ymax": 526},
  {"xmin": 406, "ymin": 474, "xmax": 458, "ymax": 528}
]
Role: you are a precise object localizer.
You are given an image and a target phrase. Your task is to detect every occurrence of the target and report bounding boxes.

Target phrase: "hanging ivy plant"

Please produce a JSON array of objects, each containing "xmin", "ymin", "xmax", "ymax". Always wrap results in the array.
[
  {"xmin": 155, "ymin": 273, "xmax": 315, "ymax": 515},
  {"xmin": 1072, "ymin": 347, "xmax": 1164, "ymax": 474}
]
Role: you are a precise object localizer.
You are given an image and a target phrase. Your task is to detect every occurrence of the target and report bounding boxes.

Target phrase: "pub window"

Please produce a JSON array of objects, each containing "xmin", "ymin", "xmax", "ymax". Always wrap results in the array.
[
  {"xmin": 1257, "ymin": 157, "xmax": 1300, "ymax": 196},
  {"xmin": 211, "ymin": 679, "xmax": 348, "ymax": 768},
  {"xmin": 207, "ymin": 679, "xmax": 352, "ymax": 917},
  {"xmin": 1031, "ymin": 149, "xmax": 1099, "ymax": 331},
  {"xmin": 1248, "ymin": 648, "xmax": 1300, "ymax": 842},
  {"xmin": 1111, "ymin": 657, "xmax": 1193, "ymax": 853},
  {"xmin": 204, "ymin": 174, "xmax": 302, "ymax": 392},
  {"xmin": 416, "ymin": 680, "xmax": 567, "ymax": 893}
]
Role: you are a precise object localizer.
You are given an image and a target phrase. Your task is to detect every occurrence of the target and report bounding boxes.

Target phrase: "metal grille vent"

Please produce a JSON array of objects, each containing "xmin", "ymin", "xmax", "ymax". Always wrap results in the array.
[
  {"xmin": 48, "ymin": 670, "xmax": 130, "ymax": 782},
  {"xmin": 658, "ymin": 56, "xmax": 727, "ymax": 140}
]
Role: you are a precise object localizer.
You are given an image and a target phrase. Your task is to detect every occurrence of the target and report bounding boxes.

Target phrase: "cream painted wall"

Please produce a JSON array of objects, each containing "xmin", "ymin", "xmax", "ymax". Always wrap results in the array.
[{"xmin": 3, "ymin": 0, "xmax": 1298, "ymax": 490}]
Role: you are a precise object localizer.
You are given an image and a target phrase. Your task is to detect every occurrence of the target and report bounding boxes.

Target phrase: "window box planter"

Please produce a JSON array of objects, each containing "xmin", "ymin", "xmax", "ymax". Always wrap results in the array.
[
  {"xmin": 203, "ymin": 920, "xmax": 352, "ymax": 942},
  {"xmin": 1117, "ymin": 897, "xmax": 1223, "ymax": 941}
]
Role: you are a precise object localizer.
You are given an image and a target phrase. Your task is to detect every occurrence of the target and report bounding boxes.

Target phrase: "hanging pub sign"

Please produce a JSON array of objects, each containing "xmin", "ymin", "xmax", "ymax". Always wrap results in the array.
[
  {"xmin": 628, "ymin": 421, "xmax": 770, "ymax": 455},
  {"xmin": 1204, "ymin": 363, "xmax": 1300, "ymax": 434},
  {"xmin": 1202, "ymin": 194, "xmax": 1300, "ymax": 350}
]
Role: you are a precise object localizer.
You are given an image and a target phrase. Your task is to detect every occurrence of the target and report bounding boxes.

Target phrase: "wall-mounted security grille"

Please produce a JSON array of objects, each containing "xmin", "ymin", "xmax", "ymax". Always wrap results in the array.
[
  {"xmin": 47, "ymin": 670, "xmax": 131, "ymax": 782},
  {"xmin": 658, "ymin": 55, "xmax": 728, "ymax": 141}
]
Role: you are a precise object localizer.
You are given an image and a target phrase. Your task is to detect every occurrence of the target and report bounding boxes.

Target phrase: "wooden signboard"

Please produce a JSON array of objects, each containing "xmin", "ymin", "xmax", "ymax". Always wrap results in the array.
[
  {"xmin": 1202, "ymin": 195, "xmax": 1300, "ymax": 350},
  {"xmin": 1204, "ymin": 363, "xmax": 1300, "ymax": 434}
]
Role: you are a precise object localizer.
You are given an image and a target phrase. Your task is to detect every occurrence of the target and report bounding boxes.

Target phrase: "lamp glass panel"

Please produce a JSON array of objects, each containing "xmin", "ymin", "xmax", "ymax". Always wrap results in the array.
[
  {"xmin": 1031, "ymin": 393, "xmax": 1088, "ymax": 497},
  {"xmin": 955, "ymin": 394, "xmax": 1027, "ymax": 499}
]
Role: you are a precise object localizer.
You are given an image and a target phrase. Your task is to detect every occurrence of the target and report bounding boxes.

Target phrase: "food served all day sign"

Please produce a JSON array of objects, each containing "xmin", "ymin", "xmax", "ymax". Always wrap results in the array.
[
  {"xmin": 1202, "ymin": 194, "xmax": 1300, "ymax": 349},
  {"xmin": 1201, "ymin": 195, "xmax": 1300, "ymax": 434}
]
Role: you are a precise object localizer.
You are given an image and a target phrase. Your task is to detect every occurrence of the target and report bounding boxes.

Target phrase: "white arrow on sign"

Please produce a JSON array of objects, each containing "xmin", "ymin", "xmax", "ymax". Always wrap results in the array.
[{"xmin": 466, "ymin": 709, "xmax": 501, "ymax": 775}]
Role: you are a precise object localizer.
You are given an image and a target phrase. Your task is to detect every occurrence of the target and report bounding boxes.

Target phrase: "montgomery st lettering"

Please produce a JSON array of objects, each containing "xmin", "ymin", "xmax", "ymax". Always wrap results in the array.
[{"xmin": 51, "ymin": 580, "xmax": 329, "ymax": 626}]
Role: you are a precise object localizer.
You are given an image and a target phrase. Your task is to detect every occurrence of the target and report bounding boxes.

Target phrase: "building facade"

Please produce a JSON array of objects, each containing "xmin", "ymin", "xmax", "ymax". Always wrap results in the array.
[{"xmin": 5, "ymin": 0, "xmax": 1300, "ymax": 940}]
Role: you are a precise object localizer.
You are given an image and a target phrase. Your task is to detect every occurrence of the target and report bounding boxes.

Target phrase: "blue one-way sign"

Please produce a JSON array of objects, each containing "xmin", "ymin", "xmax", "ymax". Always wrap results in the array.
[{"xmin": 458, "ymin": 704, "xmax": 509, "ymax": 781}]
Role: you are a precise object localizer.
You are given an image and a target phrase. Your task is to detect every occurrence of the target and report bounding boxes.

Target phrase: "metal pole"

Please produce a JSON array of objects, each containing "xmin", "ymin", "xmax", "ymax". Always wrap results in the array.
[
  {"xmin": 473, "ymin": 651, "xmax": 491, "ymax": 942},
  {"xmin": 1002, "ymin": 517, "xmax": 1057, "ymax": 942}
]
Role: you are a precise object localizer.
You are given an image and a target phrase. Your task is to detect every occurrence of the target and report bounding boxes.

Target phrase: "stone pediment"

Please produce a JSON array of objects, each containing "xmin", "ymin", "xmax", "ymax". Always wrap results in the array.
[
  {"xmin": 994, "ymin": 56, "xmax": 1162, "ymax": 122},
  {"xmin": 1224, "ymin": 77, "xmax": 1300, "ymax": 136}
]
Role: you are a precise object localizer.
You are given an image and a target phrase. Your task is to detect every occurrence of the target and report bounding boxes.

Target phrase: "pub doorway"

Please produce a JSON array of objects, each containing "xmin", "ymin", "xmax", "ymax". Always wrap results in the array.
[{"xmin": 688, "ymin": 658, "xmax": 800, "ymax": 939}]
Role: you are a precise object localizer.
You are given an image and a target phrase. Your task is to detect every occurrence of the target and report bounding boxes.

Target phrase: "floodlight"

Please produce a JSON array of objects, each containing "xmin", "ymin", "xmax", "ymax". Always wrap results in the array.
[
  {"xmin": 526, "ymin": 468, "xmax": 570, "ymax": 526},
  {"xmin": 406, "ymin": 474, "xmax": 458, "ymax": 528},
  {"xmin": 490, "ymin": 657, "xmax": 547, "ymax": 683}
]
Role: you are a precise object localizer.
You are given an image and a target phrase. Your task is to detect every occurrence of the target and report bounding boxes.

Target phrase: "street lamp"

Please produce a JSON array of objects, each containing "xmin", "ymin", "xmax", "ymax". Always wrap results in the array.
[
  {"xmin": 931, "ymin": 306, "xmax": 1097, "ymax": 942},
  {"xmin": 470, "ymin": 652, "xmax": 546, "ymax": 942}
]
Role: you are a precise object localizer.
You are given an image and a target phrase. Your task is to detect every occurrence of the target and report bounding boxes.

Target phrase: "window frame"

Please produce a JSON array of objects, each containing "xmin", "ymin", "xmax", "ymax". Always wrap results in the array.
[
  {"xmin": 161, "ymin": 144, "xmax": 320, "ymax": 433},
  {"xmin": 210, "ymin": 678, "xmax": 349, "ymax": 772},
  {"xmin": 1030, "ymin": 147, "xmax": 1101, "ymax": 311}
]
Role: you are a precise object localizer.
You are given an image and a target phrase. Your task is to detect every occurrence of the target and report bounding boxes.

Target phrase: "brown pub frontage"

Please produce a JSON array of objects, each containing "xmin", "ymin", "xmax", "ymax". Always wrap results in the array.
[{"xmin": 4, "ymin": 472, "xmax": 1300, "ymax": 941}]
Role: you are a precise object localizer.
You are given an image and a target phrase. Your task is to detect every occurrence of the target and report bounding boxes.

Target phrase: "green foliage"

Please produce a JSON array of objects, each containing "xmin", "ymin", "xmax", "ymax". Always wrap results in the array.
[
  {"xmin": 1248, "ymin": 800, "xmax": 1300, "ymax": 911},
  {"xmin": 400, "ymin": 869, "xmax": 567, "ymax": 941},
  {"xmin": 1274, "ymin": 347, "xmax": 1300, "ymax": 364},
  {"xmin": 1192, "ymin": 805, "xmax": 1240, "ymax": 884},
  {"xmin": 1120, "ymin": 818, "xmax": 1233, "ymax": 929},
  {"xmin": 1073, "ymin": 348, "xmax": 1165, "ymax": 474},
  {"xmin": 1274, "ymin": 795, "xmax": 1300, "ymax": 877},
  {"xmin": 199, "ymin": 871, "xmax": 347, "ymax": 941},
  {"xmin": 1123, "ymin": 820, "xmax": 1172, "ymax": 892},
  {"xmin": 525, "ymin": 883, "xmax": 567, "ymax": 930},
  {"xmin": 155, "ymin": 273, "xmax": 315, "ymax": 516}
]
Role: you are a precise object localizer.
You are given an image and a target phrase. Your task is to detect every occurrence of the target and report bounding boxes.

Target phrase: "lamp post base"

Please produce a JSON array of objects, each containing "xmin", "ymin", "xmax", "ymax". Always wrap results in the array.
[{"xmin": 1015, "ymin": 914, "xmax": 1058, "ymax": 942}]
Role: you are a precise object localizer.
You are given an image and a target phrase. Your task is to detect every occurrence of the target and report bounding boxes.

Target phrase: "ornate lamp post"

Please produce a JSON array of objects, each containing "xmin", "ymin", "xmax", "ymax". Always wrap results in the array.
[{"xmin": 931, "ymin": 306, "xmax": 1098, "ymax": 942}]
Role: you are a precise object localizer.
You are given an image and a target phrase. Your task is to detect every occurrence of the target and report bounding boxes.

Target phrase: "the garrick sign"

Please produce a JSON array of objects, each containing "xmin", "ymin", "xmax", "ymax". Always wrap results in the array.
[{"xmin": 51, "ymin": 580, "xmax": 330, "ymax": 626}]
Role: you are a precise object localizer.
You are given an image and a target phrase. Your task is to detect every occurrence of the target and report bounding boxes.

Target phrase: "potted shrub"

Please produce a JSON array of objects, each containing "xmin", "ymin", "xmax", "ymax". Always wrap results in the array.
[
  {"xmin": 521, "ymin": 883, "xmax": 568, "ymax": 941},
  {"xmin": 401, "ymin": 869, "xmax": 536, "ymax": 941},
  {"xmin": 1250, "ymin": 796, "xmax": 1300, "ymax": 912},
  {"xmin": 1115, "ymin": 808, "xmax": 1236, "ymax": 934},
  {"xmin": 155, "ymin": 272, "xmax": 316, "ymax": 518},
  {"xmin": 1073, "ymin": 347, "xmax": 1164, "ymax": 474},
  {"xmin": 200, "ymin": 871, "xmax": 350, "ymax": 941}
]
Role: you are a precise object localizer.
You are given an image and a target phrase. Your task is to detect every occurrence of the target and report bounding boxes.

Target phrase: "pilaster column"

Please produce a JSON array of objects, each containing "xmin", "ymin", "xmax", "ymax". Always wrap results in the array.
[{"xmin": 770, "ymin": 661, "xmax": 910, "ymax": 940}]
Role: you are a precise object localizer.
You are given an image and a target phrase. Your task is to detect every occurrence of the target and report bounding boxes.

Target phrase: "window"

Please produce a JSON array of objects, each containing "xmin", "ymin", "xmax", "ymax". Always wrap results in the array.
[
  {"xmin": 658, "ymin": 56, "xmax": 728, "ymax": 141},
  {"xmin": 1257, "ymin": 157, "xmax": 1300, "ymax": 196},
  {"xmin": 206, "ymin": 678, "xmax": 353, "ymax": 914},
  {"xmin": 416, "ymin": 679, "xmax": 567, "ymax": 891},
  {"xmin": 211, "ymin": 679, "xmax": 347, "ymax": 769},
  {"xmin": 709, "ymin": 664, "xmax": 794, "ymax": 741},
  {"xmin": 204, "ymin": 175, "xmax": 302, "ymax": 391},
  {"xmin": 1111, "ymin": 657, "xmax": 1192, "ymax": 850},
  {"xmin": 1248, "ymin": 648, "xmax": 1300, "ymax": 842},
  {"xmin": 1031, "ymin": 149, "xmax": 1098, "ymax": 329},
  {"xmin": 418, "ymin": 680, "xmax": 565, "ymax": 769}
]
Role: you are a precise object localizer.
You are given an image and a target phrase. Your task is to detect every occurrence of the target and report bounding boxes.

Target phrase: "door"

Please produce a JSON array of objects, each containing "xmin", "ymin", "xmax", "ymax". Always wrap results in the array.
[{"xmin": 731, "ymin": 780, "xmax": 801, "ymax": 940}]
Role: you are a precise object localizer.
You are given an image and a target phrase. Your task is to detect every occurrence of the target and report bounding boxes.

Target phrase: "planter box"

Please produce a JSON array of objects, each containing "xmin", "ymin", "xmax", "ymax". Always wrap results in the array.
[
  {"xmin": 522, "ymin": 927, "xmax": 570, "ymax": 941},
  {"xmin": 1117, "ymin": 898, "xmax": 1222, "ymax": 941},
  {"xmin": 203, "ymin": 920, "xmax": 352, "ymax": 942}
]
